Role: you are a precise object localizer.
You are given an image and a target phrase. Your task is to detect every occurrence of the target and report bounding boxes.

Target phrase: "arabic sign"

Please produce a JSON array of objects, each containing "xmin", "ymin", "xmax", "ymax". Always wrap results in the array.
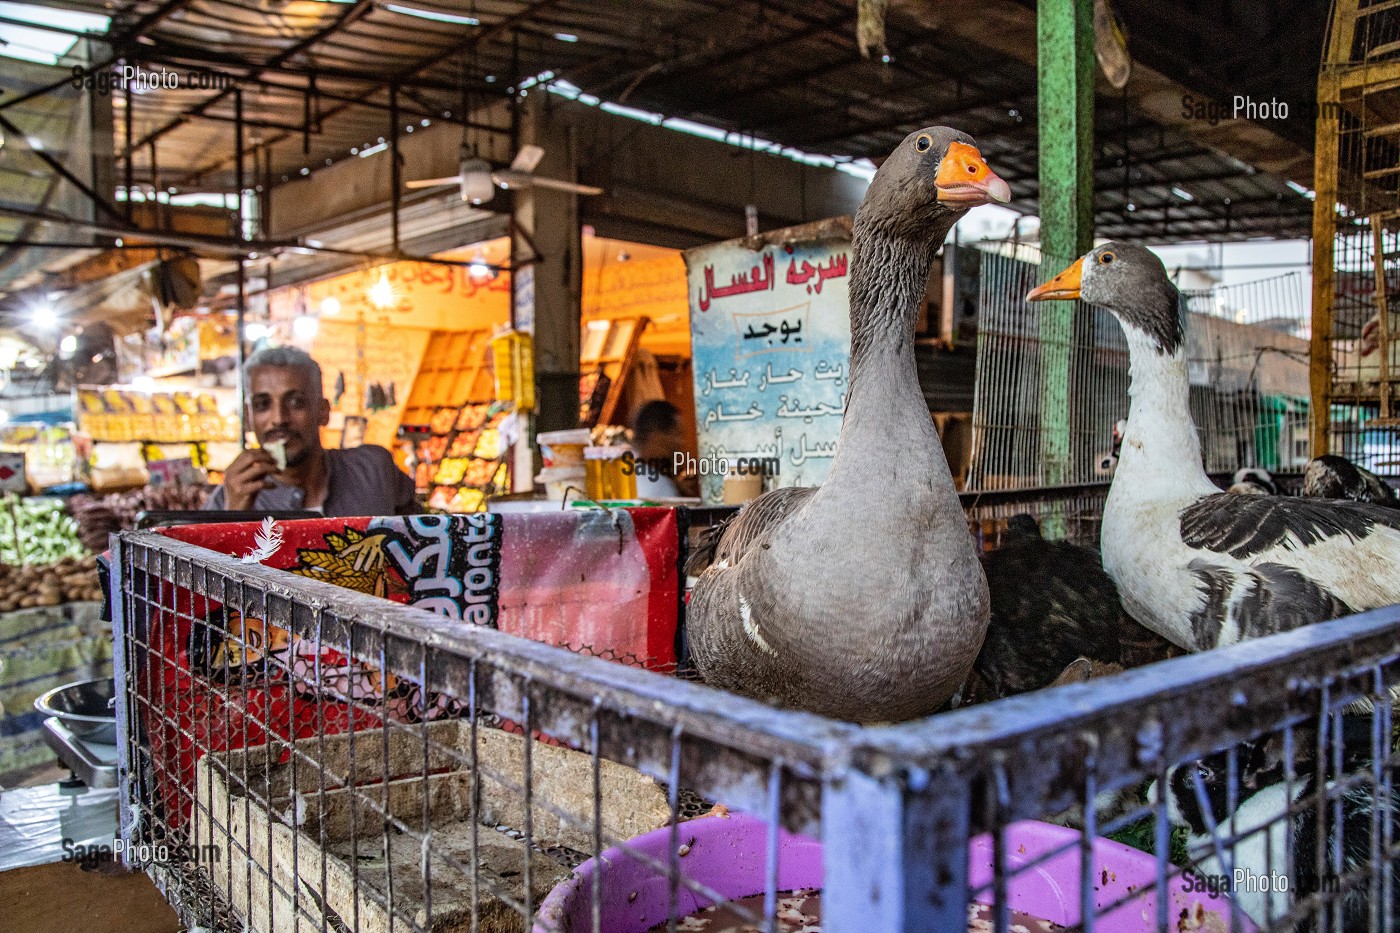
[
  {"xmin": 267, "ymin": 239, "xmax": 513, "ymax": 334},
  {"xmin": 685, "ymin": 218, "xmax": 853, "ymax": 504}
]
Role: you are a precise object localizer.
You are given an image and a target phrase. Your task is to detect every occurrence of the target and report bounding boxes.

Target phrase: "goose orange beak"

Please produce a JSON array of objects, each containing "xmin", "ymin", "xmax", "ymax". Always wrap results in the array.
[
  {"xmin": 935, "ymin": 141, "xmax": 1011, "ymax": 205},
  {"xmin": 1027, "ymin": 257, "xmax": 1083, "ymax": 301}
]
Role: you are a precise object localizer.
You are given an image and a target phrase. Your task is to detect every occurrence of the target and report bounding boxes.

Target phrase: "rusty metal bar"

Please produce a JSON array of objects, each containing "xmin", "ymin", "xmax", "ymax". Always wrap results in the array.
[
  {"xmin": 1372, "ymin": 215, "xmax": 1392, "ymax": 421},
  {"xmin": 1312, "ymin": 71, "xmax": 1342, "ymax": 457}
]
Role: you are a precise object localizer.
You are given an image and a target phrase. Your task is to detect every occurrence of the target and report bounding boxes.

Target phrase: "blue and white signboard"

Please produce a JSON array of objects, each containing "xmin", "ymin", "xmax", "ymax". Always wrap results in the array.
[{"xmin": 685, "ymin": 219, "xmax": 853, "ymax": 504}]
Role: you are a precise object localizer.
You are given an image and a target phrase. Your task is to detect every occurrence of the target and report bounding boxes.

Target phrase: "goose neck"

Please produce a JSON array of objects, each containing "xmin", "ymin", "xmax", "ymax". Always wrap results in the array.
[
  {"xmin": 846, "ymin": 226, "xmax": 935, "ymax": 394},
  {"xmin": 1116, "ymin": 325, "xmax": 1214, "ymax": 495},
  {"xmin": 824, "ymin": 225, "xmax": 943, "ymax": 485}
]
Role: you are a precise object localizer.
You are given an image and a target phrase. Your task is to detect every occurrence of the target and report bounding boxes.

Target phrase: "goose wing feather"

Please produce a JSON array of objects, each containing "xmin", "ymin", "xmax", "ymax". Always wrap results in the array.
[
  {"xmin": 1179, "ymin": 493, "xmax": 1400, "ymax": 560},
  {"xmin": 686, "ymin": 485, "xmax": 817, "ymax": 576}
]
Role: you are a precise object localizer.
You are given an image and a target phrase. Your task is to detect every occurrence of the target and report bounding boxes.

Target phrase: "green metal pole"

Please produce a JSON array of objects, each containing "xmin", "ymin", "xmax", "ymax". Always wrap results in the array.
[{"xmin": 1037, "ymin": 0, "xmax": 1094, "ymax": 535}]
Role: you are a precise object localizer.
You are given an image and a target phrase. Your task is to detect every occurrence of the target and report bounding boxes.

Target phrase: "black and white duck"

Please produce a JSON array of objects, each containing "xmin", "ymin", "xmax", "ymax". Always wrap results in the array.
[
  {"xmin": 687, "ymin": 128, "xmax": 1010, "ymax": 723},
  {"xmin": 1228, "ymin": 466, "xmax": 1277, "ymax": 496},
  {"xmin": 1153, "ymin": 714, "xmax": 1399, "ymax": 931},
  {"xmin": 1028, "ymin": 242, "xmax": 1400, "ymax": 651},
  {"xmin": 969, "ymin": 513, "xmax": 1180, "ymax": 700},
  {"xmin": 1303, "ymin": 454, "xmax": 1398, "ymax": 507}
]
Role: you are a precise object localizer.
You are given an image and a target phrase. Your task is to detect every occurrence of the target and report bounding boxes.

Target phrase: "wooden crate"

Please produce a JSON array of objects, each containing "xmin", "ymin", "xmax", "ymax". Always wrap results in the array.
[{"xmin": 193, "ymin": 721, "xmax": 671, "ymax": 933}]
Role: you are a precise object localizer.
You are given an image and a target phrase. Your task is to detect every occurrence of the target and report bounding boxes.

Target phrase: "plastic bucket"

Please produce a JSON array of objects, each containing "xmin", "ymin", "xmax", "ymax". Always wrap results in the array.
[
  {"xmin": 538, "ymin": 429, "xmax": 593, "ymax": 469},
  {"xmin": 533, "ymin": 813, "xmax": 1254, "ymax": 932}
]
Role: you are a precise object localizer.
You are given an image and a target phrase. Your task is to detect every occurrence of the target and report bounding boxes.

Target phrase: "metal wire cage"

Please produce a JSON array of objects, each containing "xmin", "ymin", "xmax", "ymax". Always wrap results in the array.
[
  {"xmin": 969, "ymin": 245, "xmax": 1311, "ymax": 495},
  {"xmin": 112, "ymin": 527, "xmax": 1400, "ymax": 933}
]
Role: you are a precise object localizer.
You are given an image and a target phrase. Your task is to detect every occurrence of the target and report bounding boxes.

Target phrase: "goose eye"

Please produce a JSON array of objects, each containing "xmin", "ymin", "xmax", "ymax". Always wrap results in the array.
[
  {"xmin": 1100, "ymin": 252, "xmax": 1116, "ymax": 264},
  {"xmin": 915, "ymin": 134, "xmax": 932, "ymax": 153}
]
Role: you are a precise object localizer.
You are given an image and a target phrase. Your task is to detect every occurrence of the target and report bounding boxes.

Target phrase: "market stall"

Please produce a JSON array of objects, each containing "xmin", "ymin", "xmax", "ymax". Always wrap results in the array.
[
  {"xmin": 75, "ymin": 385, "xmax": 239, "ymax": 491},
  {"xmin": 0, "ymin": 497, "xmax": 106, "ymax": 779}
]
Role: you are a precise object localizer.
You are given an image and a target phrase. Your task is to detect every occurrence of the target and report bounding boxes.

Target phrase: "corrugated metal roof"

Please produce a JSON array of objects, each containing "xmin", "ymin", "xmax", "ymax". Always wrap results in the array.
[{"xmin": 1, "ymin": 0, "xmax": 1321, "ymax": 298}]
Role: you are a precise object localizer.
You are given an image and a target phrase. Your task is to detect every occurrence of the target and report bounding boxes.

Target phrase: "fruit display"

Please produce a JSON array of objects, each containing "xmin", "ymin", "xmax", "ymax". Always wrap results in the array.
[
  {"xmin": 473, "ymin": 428, "xmax": 503, "ymax": 460},
  {"xmin": 69, "ymin": 484, "xmax": 211, "ymax": 552},
  {"xmin": 0, "ymin": 423, "xmax": 78, "ymax": 491},
  {"xmin": 454, "ymin": 404, "xmax": 490, "ymax": 432},
  {"xmin": 0, "ymin": 495, "xmax": 86, "ymax": 565},
  {"xmin": 429, "ymin": 407, "xmax": 459, "ymax": 435},
  {"xmin": 0, "ymin": 553, "xmax": 103, "ymax": 611},
  {"xmin": 448, "ymin": 487, "xmax": 485, "ymax": 512},
  {"xmin": 447, "ymin": 431, "xmax": 480, "ymax": 458},
  {"xmin": 76, "ymin": 386, "xmax": 237, "ymax": 442},
  {"xmin": 432, "ymin": 457, "xmax": 469, "ymax": 485},
  {"xmin": 420, "ymin": 436, "xmax": 449, "ymax": 461},
  {"xmin": 405, "ymin": 402, "xmax": 513, "ymax": 512}
]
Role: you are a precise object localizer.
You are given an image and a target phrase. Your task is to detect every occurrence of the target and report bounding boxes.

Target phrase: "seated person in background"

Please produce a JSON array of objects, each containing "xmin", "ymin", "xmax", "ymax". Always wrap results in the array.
[
  {"xmin": 630, "ymin": 400, "xmax": 698, "ymax": 499},
  {"xmin": 205, "ymin": 346, "xmax": 421, "ymax": 516}
]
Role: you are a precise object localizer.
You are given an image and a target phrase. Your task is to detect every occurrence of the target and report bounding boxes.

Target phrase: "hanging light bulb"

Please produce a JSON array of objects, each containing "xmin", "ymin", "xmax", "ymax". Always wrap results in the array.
[{"xmin": 368, "ymin": 269, "xmax": 395, "ymax": 309}]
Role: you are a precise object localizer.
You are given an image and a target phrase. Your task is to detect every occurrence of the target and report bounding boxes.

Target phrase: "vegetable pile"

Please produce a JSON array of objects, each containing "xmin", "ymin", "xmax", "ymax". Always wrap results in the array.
[
  {"xmin": 0, "ymin": 496, "xmax": 101, "ymax": 612},
  {"xmin": 69, "ymin": 484, "xmax": 210, "ymax": 553},
  {"xmin": 0, "ymin": 495, "xmax": 86, "ymax": 565}
]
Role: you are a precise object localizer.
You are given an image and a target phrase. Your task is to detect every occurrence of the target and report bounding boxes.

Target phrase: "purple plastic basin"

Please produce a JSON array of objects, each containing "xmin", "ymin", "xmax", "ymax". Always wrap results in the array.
[{"xmin": 534, "ymin": 814, "xmax": 1255, "ymax": 933}]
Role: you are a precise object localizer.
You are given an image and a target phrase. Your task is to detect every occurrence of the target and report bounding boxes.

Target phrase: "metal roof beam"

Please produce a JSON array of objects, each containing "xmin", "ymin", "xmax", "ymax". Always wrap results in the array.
[
  {"xmin": 123, "ymin": 0, "xmax": 378, "ymax": 158},
  {"xmin": 166, "ymin": 0, "xmax": 567, "ymax": 185},
  {"xmin": 388, "ymin": 0, "xmax": 569, "ymax": 84},
  {"xmin": 112, "ymin": 0, "xmax": 200, "ymax": 47}
]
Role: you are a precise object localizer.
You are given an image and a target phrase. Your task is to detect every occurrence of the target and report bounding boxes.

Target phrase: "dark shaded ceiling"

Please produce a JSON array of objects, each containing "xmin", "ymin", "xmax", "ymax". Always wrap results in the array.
[
  {"xmin": 2, "ymin": 0, "xmax": 1325, "ymax": 265},
  {"xmin": 1057, "ymin": 0, "xmax": 1330, "ymax": 154}
]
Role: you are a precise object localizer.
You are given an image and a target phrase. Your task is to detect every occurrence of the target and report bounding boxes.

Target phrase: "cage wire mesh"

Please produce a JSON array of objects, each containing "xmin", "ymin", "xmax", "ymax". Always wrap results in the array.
[
  {"xmin": 1323, "ymin": 219, "xmax": 1400, "ymax": 473},
  {"xmin": 969, "ymin": 245, "xmax": 1310, "ymax": 498},
  {"xmin": 1315, "ymin": 0, "xmax": 1400, "ymax": 474},
  {"xmin": 112, "ymin": 528, "xmax": 1400, "ymax": 933}
]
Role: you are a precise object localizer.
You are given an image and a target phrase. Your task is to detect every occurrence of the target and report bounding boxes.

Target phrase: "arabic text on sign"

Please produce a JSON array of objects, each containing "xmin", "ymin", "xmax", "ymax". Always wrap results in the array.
[
  {"xmin": 697, "ymin": 253, "xmax": 776, "ymax": 312},
  {"xmin": 784, "ymin": 254, "xmax": 849, "ymax": 295}
]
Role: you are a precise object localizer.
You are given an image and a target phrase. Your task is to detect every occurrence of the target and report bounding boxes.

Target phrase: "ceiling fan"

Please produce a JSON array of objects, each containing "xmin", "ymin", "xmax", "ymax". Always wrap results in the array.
[{"xmin": 405, "ymin": 144, "xmax": 603, "ymax": 205}]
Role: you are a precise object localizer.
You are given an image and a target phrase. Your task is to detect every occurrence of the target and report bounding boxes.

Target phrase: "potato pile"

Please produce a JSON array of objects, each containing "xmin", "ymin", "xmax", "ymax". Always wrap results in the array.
[{"xmin": 0, "ymin": 553, "xmax": 102, "ymax": 612}]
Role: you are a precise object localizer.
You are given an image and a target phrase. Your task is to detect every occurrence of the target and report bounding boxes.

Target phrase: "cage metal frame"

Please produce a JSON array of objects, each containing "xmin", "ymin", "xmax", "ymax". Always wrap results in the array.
[{"xmin": 112, "ymin": 528, "xmax": 1400, "ymax": 932}]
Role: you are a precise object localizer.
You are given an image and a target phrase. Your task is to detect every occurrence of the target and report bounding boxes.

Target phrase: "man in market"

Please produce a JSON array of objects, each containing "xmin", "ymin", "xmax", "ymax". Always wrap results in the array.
[
  {"xmin": 204, "ymin": 346, "xmax": 421, "ymax": 516},
  {"xmin": 630, "ymin": 400, "xmax": 698, "ymax": 499}
]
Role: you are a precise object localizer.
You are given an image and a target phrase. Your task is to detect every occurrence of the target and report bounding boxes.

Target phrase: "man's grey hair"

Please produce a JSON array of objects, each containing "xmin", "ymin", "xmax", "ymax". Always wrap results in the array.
[{"xmin": 245, "ymin": 345, "xmax": 324, "ymax": 394}]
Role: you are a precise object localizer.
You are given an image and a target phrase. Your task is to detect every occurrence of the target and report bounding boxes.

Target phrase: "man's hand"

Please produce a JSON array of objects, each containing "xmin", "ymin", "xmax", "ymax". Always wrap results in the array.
[{"xmin": 222, "ymin": 449, "xmax": 278, "ymax": 510}]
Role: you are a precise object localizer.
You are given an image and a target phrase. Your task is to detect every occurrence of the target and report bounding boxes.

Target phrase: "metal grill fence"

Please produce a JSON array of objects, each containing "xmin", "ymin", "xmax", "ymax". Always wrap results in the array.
[
  {"xmin": 969, "ymin": 246, "xmax": 1311, "ymax": 492},
  {"xmin": 111, "ymin": 526, "xmax": 1400, "ymax": 933}
]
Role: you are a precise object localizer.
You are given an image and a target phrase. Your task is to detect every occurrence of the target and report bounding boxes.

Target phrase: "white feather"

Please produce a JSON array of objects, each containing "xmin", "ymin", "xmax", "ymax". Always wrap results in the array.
[
  {"xmin": 241, "ymin": 516, "xmax": 284, "ymax": 564},
  {"xmin": 738, "ymin": 592, "xmax": 777, "ymax": 657},
  {"xmin": 281, "ymin": 790, "xmax": 308, "ymax": 827}
]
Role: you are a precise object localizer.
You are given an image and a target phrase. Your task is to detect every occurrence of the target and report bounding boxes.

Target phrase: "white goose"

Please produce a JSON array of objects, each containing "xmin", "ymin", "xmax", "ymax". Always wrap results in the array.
[
  {"xmin": 1029, "ymin": 242, "xmax": 1400, "ymax": 651},
  {"xmin": 687, "ymin": 127, "xmax": 1010, "ymax": 723}
]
